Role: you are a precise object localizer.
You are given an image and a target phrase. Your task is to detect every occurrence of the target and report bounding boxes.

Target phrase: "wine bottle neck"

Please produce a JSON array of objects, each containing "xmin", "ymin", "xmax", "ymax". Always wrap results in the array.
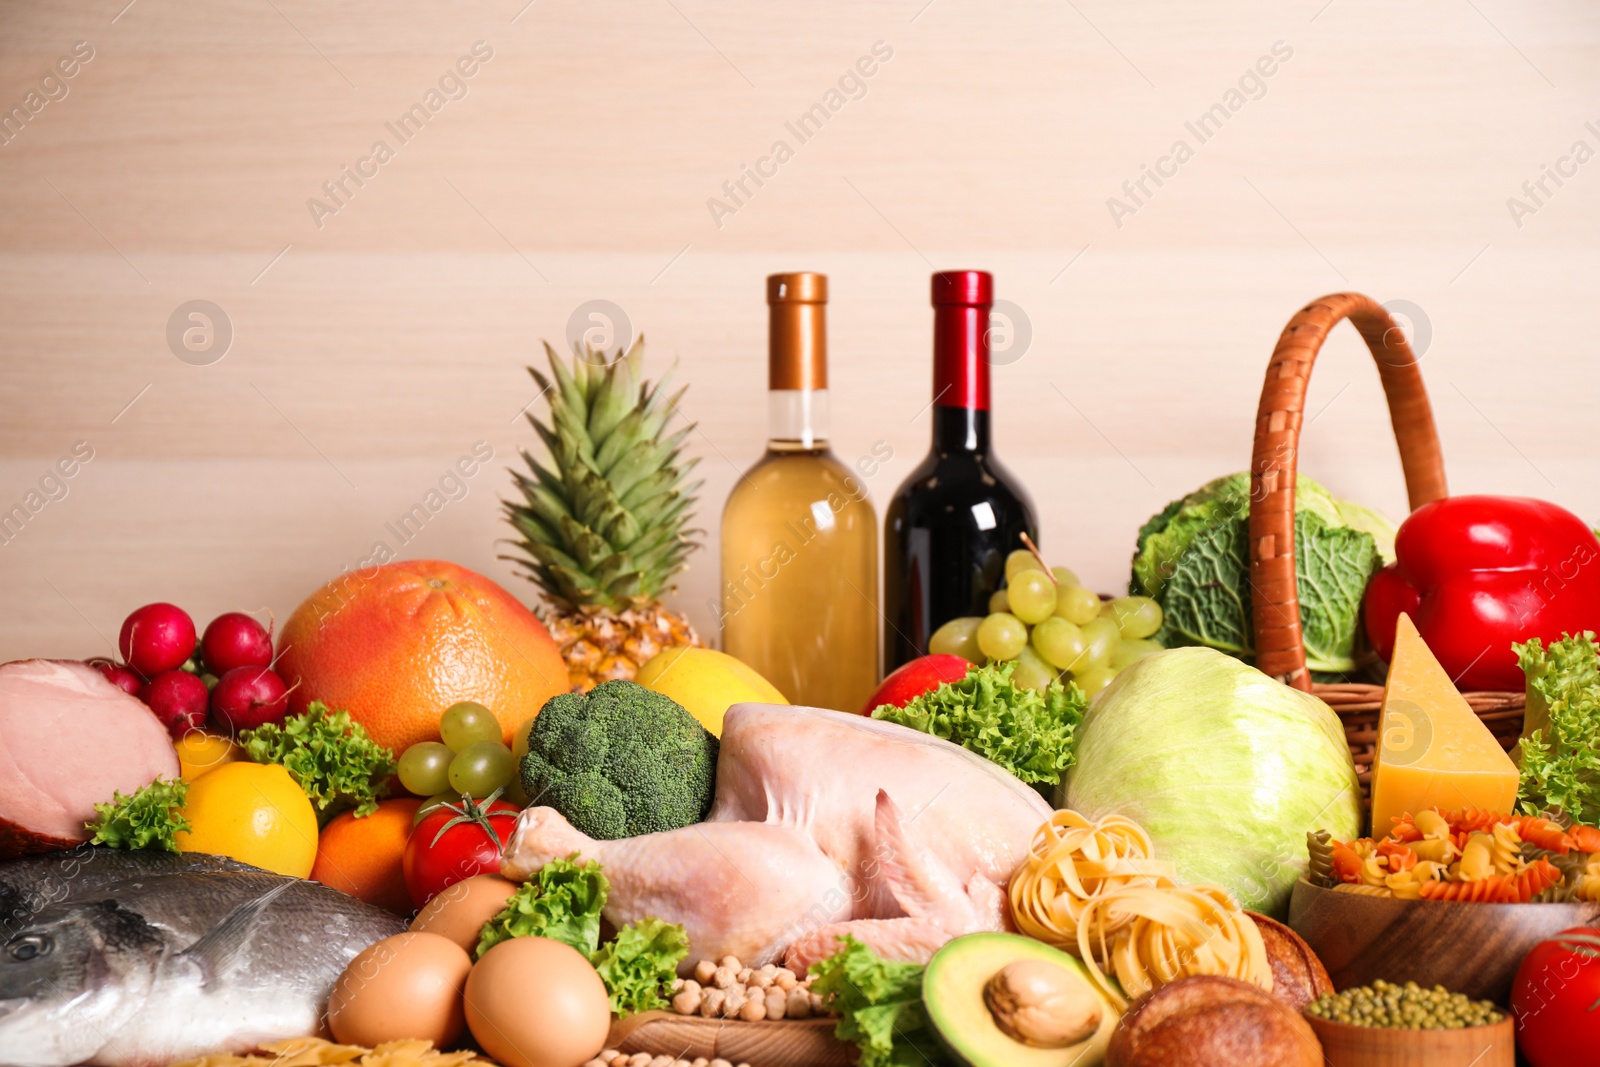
[
  {"xmin": 931, "ymin": 301, "xmax": 991, "ymax": 454},
  {"xmin": 767, "ymin": 271, "xmax": 830, "ymax": 449},
  {"xmin": 931, "ymin": 405, "xmax": 989, "ymax": 453},
  {"xmin": 769, "ymin": 389, "xmax": 829, "ymax": 448}
]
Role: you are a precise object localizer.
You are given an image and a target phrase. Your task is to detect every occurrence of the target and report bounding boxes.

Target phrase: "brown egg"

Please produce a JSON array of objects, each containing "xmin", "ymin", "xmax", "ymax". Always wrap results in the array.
[
  {"xmin": 465, "ymin": 937, "xmax": 611, "ymax": 1067},
  {"xmin": 328, "ymin": 931, "xmax": 472, "ymax": 1047},
  {"xmin": 410, "ymin": 874, "xmax": 521, "ymax": 952}
]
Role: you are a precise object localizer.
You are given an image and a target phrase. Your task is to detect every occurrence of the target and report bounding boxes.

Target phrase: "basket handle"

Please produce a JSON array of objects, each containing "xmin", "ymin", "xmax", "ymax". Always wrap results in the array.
[{"xmin": 1249, "ymin": 292, "xmax": 1448, "ymax": 690}]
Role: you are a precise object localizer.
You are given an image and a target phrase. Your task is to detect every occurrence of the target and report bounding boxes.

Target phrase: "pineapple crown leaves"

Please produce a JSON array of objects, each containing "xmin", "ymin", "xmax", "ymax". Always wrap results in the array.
[{"xmin": 502, "ymin": 335, "xmax": 703, "ymax": 612}]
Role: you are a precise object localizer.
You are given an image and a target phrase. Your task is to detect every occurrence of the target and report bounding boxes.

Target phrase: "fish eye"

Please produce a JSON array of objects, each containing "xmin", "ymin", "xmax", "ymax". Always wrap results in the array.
[{"xmin": 8, "ymin": 935, "xmax": 49, "ymax": 961}]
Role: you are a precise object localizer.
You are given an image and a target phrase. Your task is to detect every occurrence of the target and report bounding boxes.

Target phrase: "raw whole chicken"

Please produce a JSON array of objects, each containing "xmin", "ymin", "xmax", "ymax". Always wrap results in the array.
[{"xmin": 502, "ymin": 702, "xmax": 1052, "ymax": 968}]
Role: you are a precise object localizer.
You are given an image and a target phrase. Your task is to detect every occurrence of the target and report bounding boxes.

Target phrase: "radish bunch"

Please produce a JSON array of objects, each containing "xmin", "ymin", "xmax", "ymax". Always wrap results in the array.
[{"xmin": 92, "ymin": 603, "xmax": 290, "ymax": 740}]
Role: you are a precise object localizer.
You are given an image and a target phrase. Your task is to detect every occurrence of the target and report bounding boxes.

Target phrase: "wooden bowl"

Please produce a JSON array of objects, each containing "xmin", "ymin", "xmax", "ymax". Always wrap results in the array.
[
  {"xmin": 1288, "ymin": 878, "xmax": 1600, "ymax": 1001},
  {"xmin": 1305, "ymin": 1014, "xmax": 1513, "ymax": 1067},
  {"xmin": 607, "ymin": 1011, "xmax": 850, "ymax": 1067}
]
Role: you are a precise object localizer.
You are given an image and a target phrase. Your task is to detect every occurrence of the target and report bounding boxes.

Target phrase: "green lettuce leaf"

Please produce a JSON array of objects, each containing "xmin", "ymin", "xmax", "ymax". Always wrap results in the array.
[
  {"xmin": 476, "ymin": 855, "xmax": 609, "ymax": 960},
  {"xmin": 1158, "ymin": 510, "xmax": 1381, "ymax": 674},
  {"xmin": 1515, "ymin": 633, "xmax": 1600, "ymax": 824},
  {"xmin": 809, "ymin": 937, "xmax": 950, "ymax": 1067},
  {"xmin": 87, "ymin": 778, "xmax": 190, "ymax": 852},
  {"xmin": 240, "ymin": 702, "xmax": 395, "ymax": 823},
  {"xmin": 870, "ymin": 661, "xmax": 1084, "ymax": 785},
  {"xmin": 591, "ymin": 918, "xmax": 689, "ymax": 1016}
]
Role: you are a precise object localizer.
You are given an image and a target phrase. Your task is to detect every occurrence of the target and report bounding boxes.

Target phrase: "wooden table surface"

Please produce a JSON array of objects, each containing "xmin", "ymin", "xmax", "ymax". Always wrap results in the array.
[{"xmin": 0, "ymin": 1, "xmax": 1595, "ymax": 663}]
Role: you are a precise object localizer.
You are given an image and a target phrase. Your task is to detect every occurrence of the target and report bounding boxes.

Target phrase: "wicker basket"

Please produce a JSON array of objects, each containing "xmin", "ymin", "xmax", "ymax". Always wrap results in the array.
[{"xmin": 1246, "ymin": 293, "xmax": 1526, "ymax": 797}]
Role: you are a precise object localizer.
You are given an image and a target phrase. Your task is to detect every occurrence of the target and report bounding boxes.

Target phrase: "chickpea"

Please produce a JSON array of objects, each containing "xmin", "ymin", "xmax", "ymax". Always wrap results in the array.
[
  {"xmin": 712, "ymin": 965, "xmax": 737, "ymax": 990},
  {"xmin": 723, "ymin": 988, "xmax": 747, "ymax": 1017},
  {"xmin": 626, "ymin": 1055, "xmax": 651, "ymax": 1067},
  {"xmin": 672, "ymin": 987, "xmax": 702, "ymax": 1015},
  {"xmin": 736, "ymin": 967, "xmax": 752, "ymax": 984},
  {"xmin": 700, "ymin": 988, "xmax": 725, "ymax": 1018},
  {"xmin": 719, "ymin": 955, "xmax": 741, "ymax": 970},
  {"xmin": 765, "ymin": 988, "xmax": 787, "ymax": 1019},
  {"xmin": 739, "ymin": 996, "xmax": 767, "ymax": 1021},
  {"xmin": 648, "ymin": 1058, "xmax": 674, "ymax": 1067},
  {"xmin": 694, "ymin": 959, "xmax": 717, "ymax": 984},
  {"xmin": 774, "ymin": 968, "xmax": 798, "ymax": 990},
  {"xmin": 786, "ymin": 988, "xmax": 812, "ymax": 1019}
]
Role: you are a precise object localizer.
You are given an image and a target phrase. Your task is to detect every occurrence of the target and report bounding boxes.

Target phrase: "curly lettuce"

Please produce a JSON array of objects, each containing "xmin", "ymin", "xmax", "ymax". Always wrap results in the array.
[
  {"xmin": 475, "ymin": 856, "xmax": 608, "ymax": 960},
  {"xmin": 810, "ymin": 937, "xmax": 950, "ymax": 1067},
  {"xmin": 88, "ymin": 778, "xmax": 190, "ymax": 852},
  {"xmin": 1515, "ymin": 633, "xmax": 1600, "ymax": 823},
  {"xmin": 592, "ymin": 918, "xmax": 690, "ymax": 1016},
  {"xmin": 240, "ymin": 702, "xmax": 395, "ymax": 823},
  {"xmin": 870, "ymin": 661, "xmax": 1084, "ymax": 785}
]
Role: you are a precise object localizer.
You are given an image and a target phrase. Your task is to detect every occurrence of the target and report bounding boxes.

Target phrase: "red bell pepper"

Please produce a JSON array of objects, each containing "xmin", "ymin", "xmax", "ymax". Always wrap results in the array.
[{"xmin": 1364, "ymin": 495, "xmax": 1600, "ymax": 690}]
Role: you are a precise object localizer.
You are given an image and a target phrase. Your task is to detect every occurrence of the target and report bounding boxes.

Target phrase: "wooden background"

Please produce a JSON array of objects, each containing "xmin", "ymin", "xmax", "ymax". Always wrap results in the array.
[{"xmin": 1, "ymin": 0, "xmax": 1596, "ymax": 662}]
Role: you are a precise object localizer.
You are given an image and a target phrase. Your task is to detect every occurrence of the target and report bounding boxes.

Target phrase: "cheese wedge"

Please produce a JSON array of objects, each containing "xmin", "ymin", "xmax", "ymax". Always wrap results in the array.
[{"xmin": 1369, "ymin": 613, "xmax": 1519, "ymax": 837}]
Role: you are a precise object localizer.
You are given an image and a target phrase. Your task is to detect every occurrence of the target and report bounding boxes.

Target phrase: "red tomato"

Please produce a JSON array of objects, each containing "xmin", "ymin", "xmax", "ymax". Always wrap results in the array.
[
  {"xmin": 861, "ymin": 654, "xmax": 973, "ymax": 714},
  {"xmin": 403, "ymin": 795, "xmax": 521, "ymax": 907},
  {"xmin": 1511, "ymin": 926, "xmax": 1600, "ymax": 1067}
]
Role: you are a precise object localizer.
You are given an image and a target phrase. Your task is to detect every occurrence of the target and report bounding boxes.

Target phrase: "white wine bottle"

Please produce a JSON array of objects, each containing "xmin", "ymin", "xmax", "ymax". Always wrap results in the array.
[{"xmin": 719, "ymin": 272, "xmax": 880, "ymax": 711}]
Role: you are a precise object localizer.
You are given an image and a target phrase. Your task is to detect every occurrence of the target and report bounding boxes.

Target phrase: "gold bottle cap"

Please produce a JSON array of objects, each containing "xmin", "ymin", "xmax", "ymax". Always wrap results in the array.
[{"xmin": 766, "ymin": 272, "xmax": 828, "ymax": 390}]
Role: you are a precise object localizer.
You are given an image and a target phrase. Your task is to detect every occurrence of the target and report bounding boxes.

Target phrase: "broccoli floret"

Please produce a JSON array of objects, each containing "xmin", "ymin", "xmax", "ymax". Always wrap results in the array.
[{"xmin": 518, "ymin": 680, "xmax": 718, "ymax": 840}]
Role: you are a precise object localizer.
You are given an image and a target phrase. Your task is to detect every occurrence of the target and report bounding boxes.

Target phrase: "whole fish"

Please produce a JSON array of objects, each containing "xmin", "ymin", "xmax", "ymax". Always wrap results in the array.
[{"xmin": 0, "ymin": 849, "xmax": 406, "ymax": 1067}]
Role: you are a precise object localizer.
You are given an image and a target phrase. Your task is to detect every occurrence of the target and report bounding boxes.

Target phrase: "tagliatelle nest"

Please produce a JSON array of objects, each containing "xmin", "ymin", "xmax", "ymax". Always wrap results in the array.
[
  {"xmin": 1008, "ymin": 809, "xmax": 1270, "ymax": 1012},
  {"xmin": 166, "ymin": 1037, "xmax": 499, "ymax": 1067}
]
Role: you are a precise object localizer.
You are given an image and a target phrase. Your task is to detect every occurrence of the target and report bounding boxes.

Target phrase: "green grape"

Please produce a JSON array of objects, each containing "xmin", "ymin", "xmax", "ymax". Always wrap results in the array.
[
  {"xmin": 1074, "ymin": 617, "xmax": 1121, "ymax": 670},
  {"xmin": 976, "ymin": 613, "xmax": 1028, "ymax": 661},
  {"xmin": 397, "ymin": 741, "xmax": 453, "ymax": 796},
  {"xmin": 930, "ymin": 617, "xmax": 987, "ymax": 664},
  {"xmin": 1012, "ymin": 645, "xmax": 1057, "ymax": 693},
  {"xmin": 1111, "ymin": 638, "xmax": 1163, "ymax": 672},
  {"xmin": 1005, "ymin": 549, "xmax": 1044, "ymax": 582},
  {"xmin": 988, "ymin": 589, "xmax": 1011, "ymax": 614},
  {"xmin": 448, "ymin": 740, "xmax": 516, "ymax": 796},
  {"xmin": 1008, "ymin": 570, "xmax": 1057, "ymax": 625},
  {"xmin": 511, "ymin": 716, "xmax": 539, "ymax": 763},
  {"xmin": 439, "ymin": 701, "xmax": 500, "ymax": 752},
  {"xmin": 1031, "ymin": 616, "xmax": 1086, "ymax": 671},
  {"xmin": 414, "ymin": 790, "xmax": 460, "ymax": 825},
  {"xmin": 1073, "ymin": 665, "xmax": 1118, "ymax": 697},
  {"xmin": 1054, "ymin": 586, "xmax": 1102, "ymax": 626},
  {"xmin": 1108, "ymin": 596, "xmax": 1163, "ymax": 640},
  {"xmin": 1051, "ymin": 566, "xmax": 1080, "ymax": 588}
]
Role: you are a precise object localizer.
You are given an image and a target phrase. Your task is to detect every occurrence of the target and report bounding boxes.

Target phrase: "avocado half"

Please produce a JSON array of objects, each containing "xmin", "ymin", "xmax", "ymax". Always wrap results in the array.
[{"xmin": 923, "ymin": 933, "xmax": 1119, "ymax": 1067}]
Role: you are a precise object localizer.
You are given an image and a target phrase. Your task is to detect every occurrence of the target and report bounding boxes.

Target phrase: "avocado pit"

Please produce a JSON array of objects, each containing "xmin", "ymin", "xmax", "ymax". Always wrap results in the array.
[{"xmin": 982, "ymin": 958, "xmax": 1103, "ymax": 1048}]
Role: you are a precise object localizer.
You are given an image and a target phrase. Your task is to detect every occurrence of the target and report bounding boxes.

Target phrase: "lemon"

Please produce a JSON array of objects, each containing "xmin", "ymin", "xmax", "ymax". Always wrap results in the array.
[
  {"xmin": 176, "ymin": 762, "xmax": 319, "ymax": 877},
  {"xmin": 175, "ymin": 731, "xmax": 242, "ymax": 781},
  {"xmin": 634, "ymin": 647, "xmax": 787, "ymax": 736}
]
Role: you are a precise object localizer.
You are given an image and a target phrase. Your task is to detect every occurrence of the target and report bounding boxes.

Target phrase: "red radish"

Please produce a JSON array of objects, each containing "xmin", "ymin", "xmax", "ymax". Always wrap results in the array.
[
  {"xmin": 89, "ymin": 659, "xmax": 144, "ymax": 696},
  {"xmin": 201, "ymin": 612, "xmax": 274, "ymax": 675},
  {"xmin": 211, "ymin": 665, "xmax": 289, "ymax": 734},
  {"xmin": 141, "ymin": 669, "xmax": 210, "ymax": 740},
  {"xmin": 860, "ymin": 654, "xmax": 974, "ymax": 714},
  {"xmin": 118, "ymin": 603, "xmax": 197, "ymax": 678}
]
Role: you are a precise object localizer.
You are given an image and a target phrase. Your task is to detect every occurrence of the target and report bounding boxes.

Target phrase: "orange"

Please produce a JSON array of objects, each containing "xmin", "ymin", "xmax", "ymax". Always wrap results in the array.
[
  {"xmin": 311, "ymin": 797, "xmax": 423, "ymax": 914},
  {"xmin": 276, "ymin": 559, "xmax": 567, "ymax": 754}
]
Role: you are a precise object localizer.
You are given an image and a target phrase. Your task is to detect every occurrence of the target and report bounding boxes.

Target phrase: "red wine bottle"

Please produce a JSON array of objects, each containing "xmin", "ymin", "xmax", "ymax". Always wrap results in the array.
[{"xmin": 883, "ymin": 270, "xmax": 1038, "ymax": 670}]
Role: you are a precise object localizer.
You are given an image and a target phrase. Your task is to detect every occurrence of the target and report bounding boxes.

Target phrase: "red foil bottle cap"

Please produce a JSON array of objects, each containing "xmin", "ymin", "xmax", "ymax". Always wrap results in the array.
[
  {"xmin": 930, "ymin": 271, "xmax": 993, "ymax": 411},
  {"xmin": 931, "ymin": 270, "xmax": 993, "ymax": 308}
]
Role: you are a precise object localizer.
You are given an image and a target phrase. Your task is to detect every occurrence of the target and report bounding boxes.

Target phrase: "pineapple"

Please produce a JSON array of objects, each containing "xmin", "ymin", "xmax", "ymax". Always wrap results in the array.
[{"xmin": 504, "ymin": 337, "xmax": 704, "ymax": 691}]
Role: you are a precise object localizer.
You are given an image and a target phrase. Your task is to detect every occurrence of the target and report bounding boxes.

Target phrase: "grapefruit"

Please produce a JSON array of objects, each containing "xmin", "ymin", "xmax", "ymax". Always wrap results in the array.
[{"xmin": 276, "ymin": 560, "xmax": 567, "ymax": 754}]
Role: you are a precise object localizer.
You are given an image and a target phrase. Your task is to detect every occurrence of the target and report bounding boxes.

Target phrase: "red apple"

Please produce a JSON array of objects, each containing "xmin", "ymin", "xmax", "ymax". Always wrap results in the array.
[{"xmin": 861, "ymin": 654, "xmax": 973, "ymax": 714}]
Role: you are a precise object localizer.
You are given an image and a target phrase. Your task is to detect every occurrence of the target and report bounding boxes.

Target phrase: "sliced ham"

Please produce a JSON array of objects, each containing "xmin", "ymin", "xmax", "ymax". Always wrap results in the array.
[{"xmin": 0, "ymin": 659, "xmax": 180, "ymax": 858}]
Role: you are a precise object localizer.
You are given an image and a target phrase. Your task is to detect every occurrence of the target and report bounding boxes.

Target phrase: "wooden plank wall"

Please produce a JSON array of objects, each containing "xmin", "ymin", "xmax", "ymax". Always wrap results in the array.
[{"xmin": 0, "ymin": 0, "xmax": 1595, "ymax": 661}]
